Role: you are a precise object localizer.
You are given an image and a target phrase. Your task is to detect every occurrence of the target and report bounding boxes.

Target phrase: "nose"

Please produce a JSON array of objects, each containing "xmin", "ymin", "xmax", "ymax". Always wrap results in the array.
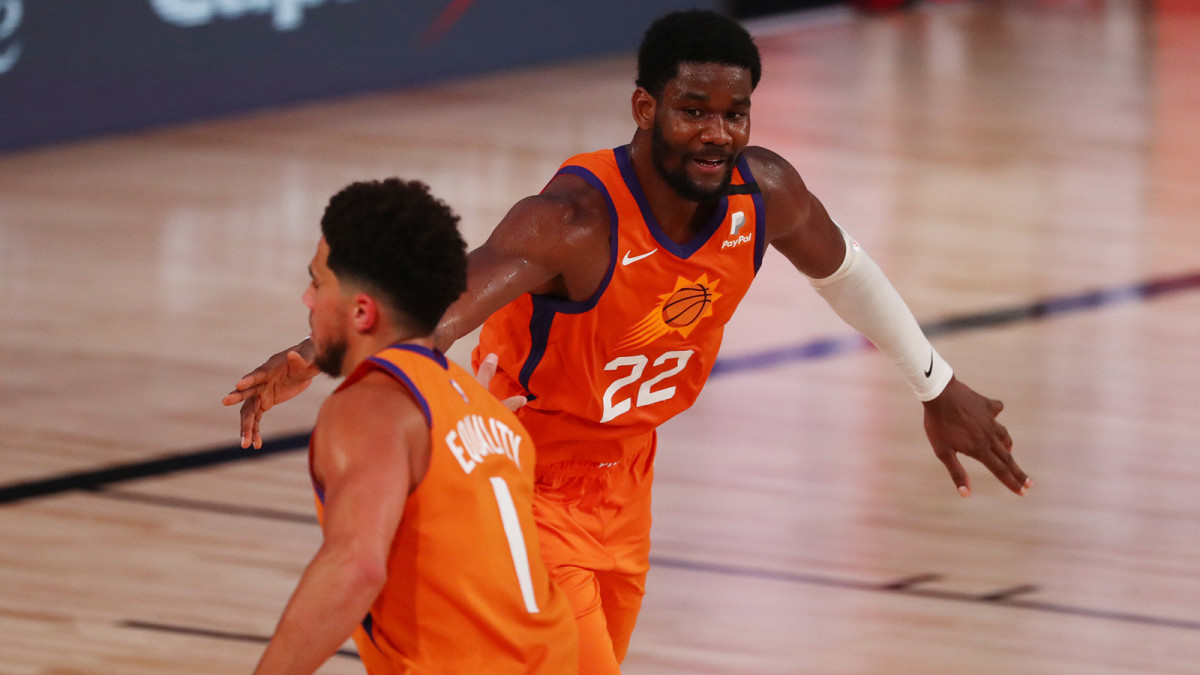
[
  {"xmin": 699, "ymin": 115, "xmax": 732, "ymax": 146},
  {"xmin": 302, "ymin": 283, "xmax": 315, "ymax": 309}
]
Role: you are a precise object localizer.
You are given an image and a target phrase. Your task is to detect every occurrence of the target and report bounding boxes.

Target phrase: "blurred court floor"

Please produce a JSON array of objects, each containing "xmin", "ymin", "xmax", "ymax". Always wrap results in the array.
[{"xmin": 1, "ymin": 0, "xmax": 1198, "ymax": 672}]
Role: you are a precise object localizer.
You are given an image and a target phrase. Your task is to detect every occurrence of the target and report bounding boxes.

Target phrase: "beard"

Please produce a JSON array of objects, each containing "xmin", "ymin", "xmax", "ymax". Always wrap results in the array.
[
  {"xmin": 650, "ymin": 123, "xmax": 735, "ymax": 203},
  {"xmin": 312, "ymin": 336, "xmax": 348, "ymax": 378}
]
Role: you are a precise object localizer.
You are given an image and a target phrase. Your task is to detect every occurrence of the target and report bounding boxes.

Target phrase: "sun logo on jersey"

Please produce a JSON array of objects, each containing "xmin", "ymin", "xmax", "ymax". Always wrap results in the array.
[{"xmin": 617, "ymin": 273, "xmax": 722, "ymax": 349}]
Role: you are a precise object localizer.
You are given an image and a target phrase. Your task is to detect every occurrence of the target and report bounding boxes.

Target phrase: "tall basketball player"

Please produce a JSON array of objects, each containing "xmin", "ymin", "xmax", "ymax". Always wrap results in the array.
[{"xmin": 228, "ymin": 11, "xmax": 1030, "ymax": 674}]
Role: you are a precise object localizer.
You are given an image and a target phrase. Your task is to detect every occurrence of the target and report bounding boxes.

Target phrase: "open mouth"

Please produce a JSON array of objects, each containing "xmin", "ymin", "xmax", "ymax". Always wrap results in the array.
[{"xmin": 693, "ymin": 157, "xmax": 727, "ymax": 172}]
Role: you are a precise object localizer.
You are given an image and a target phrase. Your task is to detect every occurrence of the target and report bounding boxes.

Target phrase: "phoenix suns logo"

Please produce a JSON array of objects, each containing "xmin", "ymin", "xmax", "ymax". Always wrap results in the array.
[{"xmin": 617, "ymin": 273, "xmax": 722, "ymax": 349}]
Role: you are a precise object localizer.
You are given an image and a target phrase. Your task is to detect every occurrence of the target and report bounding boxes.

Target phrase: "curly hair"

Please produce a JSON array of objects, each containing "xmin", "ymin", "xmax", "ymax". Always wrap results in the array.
[
  {"xmin": 636, "ymin": 10, "xmax": 762, "ymax": 99},
  {"xmin": 320, "ymin": 178, "xmax": 467, "ymax": 334}
]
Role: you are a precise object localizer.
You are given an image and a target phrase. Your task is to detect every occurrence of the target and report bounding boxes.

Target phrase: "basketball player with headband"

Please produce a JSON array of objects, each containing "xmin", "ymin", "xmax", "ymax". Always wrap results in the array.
[{"xmin": 226, "ymin": 11, "xmax": 1031, "ymax": 674}]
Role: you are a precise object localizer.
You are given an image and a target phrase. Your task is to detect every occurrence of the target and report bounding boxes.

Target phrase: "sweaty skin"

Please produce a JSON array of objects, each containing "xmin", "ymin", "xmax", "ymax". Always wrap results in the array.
[{"xmin": 225, "ymin": 61, "xmax": 1028, "ymax": 497}]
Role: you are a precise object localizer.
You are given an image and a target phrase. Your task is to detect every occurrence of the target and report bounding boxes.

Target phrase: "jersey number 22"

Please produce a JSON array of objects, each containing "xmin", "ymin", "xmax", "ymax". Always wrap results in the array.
[{"xmin": 600, "ymin": 350, "xmax": 693, "ymax": 423}]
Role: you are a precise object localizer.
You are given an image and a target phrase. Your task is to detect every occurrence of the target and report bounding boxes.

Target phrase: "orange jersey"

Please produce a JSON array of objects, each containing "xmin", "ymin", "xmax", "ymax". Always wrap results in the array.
[
  {"xmin": 311, "ymin": 344, "xmax": 577, "ymax": 674},
  {"xmin": 475, "ymin": 146, "xmax": 765, "ymax": 464}
]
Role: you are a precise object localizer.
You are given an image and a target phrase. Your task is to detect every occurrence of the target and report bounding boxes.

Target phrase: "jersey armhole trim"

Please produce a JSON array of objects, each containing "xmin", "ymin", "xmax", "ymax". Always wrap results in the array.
[
  {"xmin": 538, "ymin": 164, "xmax": 618, "ymax": 315},
  {"xmin": 366, "ymin": 357, "xmax": 433, "ymax": 428},
  {"xmin": 734, "ymin": 153, "xmax": 768, "ymax": 273}
]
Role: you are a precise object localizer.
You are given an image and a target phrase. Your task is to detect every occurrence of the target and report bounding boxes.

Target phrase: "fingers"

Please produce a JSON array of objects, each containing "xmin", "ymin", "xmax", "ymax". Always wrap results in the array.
[
  {"xmin": 235, "ymin": 368, "xmax": 270, "ymax": 391},
  {"xmin": 232, "ymin": 347, "xmax": 307, "ymax": 395},
  {"xmin": 938, "ymin": 451, "xmax": 972, "ymax": 497},
  {"xmin": 230, "ymin": 346, "xmax": 310, "ymax": 446},
  {"xmin": 995, "ymin": 421, "xmax": 1013, "ymax": 450},
  {"xmin": 993, "ymin": 437, "xmax": 1031, "ymax": 495},
  {"xmin": 251, "ymin": 410, "xmax": 263, "ymax": 450},
  {"xmin": 223, "ymin": 380, "xmax": 268, "ymax": 406},
  {"xmin": 239, "ymin": 399, "xmax": 265, "ymax": 450},
  {"xmin": 475, "ymin": 353, "xmax": 499, "ymax": 388},
  {"xmin": 968, "ymin": 436, "xmax": 1030, "ymax": 496},
  {"xmin": 501, "ymin": 395, "xmax": 528, "ymax": 413},
  {"xmin": 285, "ymin": 349, "xmax": 315, "ymax": 375},
  {"xmin": 239, "ymin": 400, "xmax": 255, "ymax": 448},
  {"xmin": 223, "ymin": 369, "xmax": 270, "ymax": 406},
  {"xmin": 926, "ymin": 388, "xmax": 1025, "ymax": 497}
]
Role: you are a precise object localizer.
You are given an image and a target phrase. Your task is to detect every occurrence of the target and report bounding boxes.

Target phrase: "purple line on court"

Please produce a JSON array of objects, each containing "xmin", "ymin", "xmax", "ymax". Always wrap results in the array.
[
  {"xmin": 2, "ymin": 271, "xmax": 1199, "ymax": 505},
  {"xmin": 712, "ymin": 270, "xmax": 1200, "ymax": 378}
]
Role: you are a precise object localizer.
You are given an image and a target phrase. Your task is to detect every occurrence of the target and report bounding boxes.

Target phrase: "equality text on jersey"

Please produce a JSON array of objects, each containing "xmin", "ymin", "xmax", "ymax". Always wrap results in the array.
[{"xmin": 445, "ymin": 414, "xmax": 523, "ymax": 474}]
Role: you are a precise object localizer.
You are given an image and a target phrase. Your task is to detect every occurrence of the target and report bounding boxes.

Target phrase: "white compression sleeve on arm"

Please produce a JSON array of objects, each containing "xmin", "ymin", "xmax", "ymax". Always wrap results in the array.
[{"xmin": 807, "ymin": 227, "xmax": 953, "ymax": 401}]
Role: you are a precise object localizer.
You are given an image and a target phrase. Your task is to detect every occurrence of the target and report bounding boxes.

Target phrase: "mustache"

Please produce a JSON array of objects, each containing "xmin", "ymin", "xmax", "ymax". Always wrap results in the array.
[{"xmin": 688, "ymin": 148, "xmax": 735, "ymax": 163}]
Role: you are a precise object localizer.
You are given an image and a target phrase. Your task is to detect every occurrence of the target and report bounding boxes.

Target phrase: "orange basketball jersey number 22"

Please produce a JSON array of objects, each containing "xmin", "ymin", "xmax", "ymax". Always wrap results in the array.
[{"xmin": 600, "ymin": 349, "xmax": 694, "ymax": 423}]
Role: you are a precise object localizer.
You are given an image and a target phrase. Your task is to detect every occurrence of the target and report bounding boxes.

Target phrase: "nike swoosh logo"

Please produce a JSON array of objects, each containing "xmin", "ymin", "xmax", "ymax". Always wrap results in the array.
[
  {"xmin": 924, "ymin": 351, "xmax": 934, "ymax": 378},
  {"xmin": 622, "ymin": 249, "xmax": 657, "ymax": 265}
]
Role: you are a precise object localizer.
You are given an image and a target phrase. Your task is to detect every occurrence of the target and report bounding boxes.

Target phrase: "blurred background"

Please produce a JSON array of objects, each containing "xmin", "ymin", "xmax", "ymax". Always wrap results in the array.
[
  {"xmin": 0, "ymin": 0, "xmax": 856, "ymax": 153},
  {"xmin": 2, "ymin": 1, "xmax": 1198, "ymax": 673}
]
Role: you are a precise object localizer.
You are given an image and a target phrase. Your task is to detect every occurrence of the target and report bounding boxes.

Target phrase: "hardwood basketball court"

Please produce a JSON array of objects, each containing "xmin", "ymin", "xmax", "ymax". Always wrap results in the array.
[{"xmin": 1, "ymin": 1, "xmax": 1197, "ymax": 672}]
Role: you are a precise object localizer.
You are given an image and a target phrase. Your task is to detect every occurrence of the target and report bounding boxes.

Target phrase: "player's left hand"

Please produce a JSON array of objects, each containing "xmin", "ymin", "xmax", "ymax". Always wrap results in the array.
[
  {"xmin": 922, "ymin": 377, "xmax": 1030, "ymax": 497},
  {"xmin": 222, "ymin": 343, "xmax": 320, "ymax": 449},
  {"xmin": 474, "ymin": 352, "xmax": 527, "ymax": 413}
]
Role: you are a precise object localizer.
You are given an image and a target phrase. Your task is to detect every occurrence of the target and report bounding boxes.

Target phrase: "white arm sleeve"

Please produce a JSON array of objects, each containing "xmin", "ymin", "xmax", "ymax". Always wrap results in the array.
[{"xmin": 806, "ymin": 227, "xmax": 953, "ymax": 401}]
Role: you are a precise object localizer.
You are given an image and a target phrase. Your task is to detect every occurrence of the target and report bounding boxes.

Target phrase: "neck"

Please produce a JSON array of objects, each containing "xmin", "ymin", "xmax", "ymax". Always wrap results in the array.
[
  {"xmin": 627, "ymin": 134, "xmax": 714, "ymax": 244},
  {"xmin": 341, "ymin": 330, "xmax": 435, "ymax": 376}
]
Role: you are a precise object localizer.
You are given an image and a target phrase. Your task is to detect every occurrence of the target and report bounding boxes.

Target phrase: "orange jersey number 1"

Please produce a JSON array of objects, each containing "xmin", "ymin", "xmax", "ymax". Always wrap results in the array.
[{"xmin": 489, "ymin": 476, "xmax": 540, "ymax": 613}]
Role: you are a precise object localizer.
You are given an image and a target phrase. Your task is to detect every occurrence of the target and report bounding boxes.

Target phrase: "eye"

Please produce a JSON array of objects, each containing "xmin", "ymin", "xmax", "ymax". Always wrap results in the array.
[{"xmin": 682, "ymin": 108, "xmax": 703, "ymax": 118}]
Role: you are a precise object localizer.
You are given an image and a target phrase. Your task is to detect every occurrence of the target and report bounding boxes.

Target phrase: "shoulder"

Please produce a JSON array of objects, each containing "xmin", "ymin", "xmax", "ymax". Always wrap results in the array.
[
  {"xmin": 740, "ymin": 146, "xmax": 819, "ymax": 240},
  {"xmin": 512, "ymin": 171, "xmax": 613, "ymax": 243},
  {"xmin": 741, "ymin": 146, "xmax": 810, "ymax": 202},
  {"xmin": 740, "ymin": 147, "xmax": 846, "ymax": 277},
  {"xmin": 312, "ymin": 370, "xmax": 430, "ymax": 516},
  {"xmin": 315, "ymin": 370, "xmax": 428, "ymax": 454},
  {"xmin": 481, "ymin": 171, "xmax": 614, "ymax": 298}
]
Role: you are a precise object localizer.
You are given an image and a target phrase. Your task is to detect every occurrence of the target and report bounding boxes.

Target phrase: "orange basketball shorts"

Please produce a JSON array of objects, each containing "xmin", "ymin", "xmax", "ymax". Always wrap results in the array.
[{"xmin": 531, "ymin": 432, "xmax": 656, "ymax": 675}]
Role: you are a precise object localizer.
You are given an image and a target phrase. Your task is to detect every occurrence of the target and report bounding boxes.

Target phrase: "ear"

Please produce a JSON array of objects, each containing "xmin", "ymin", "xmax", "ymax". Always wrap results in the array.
[
  {"xmin": 350, "ymin": 293, "xmax": 380, "ymax": 334},
  {"xmin": 631, "ymin": 87, "xmax": 657, "ymax": 132}
]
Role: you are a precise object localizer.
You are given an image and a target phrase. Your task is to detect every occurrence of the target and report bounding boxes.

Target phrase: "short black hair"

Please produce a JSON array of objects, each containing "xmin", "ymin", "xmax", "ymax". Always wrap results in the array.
[
  {"xmin": 320, "ymin": 178, "xmax": 467, "ymax": 334},
  {"xmin": 636, "ymin": 10, "xmax": 762, "ymax": 99}
]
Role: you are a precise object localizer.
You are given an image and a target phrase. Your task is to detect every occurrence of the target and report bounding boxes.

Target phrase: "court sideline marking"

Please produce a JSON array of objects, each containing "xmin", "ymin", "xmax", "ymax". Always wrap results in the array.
[
  {"xmin": 74, "ymin": 483, "xmax": 1200, "ymax": 635},
  {"xmin": 2, "ymin": 270, "xmax": 1198, "ymax": 506},
  {"xmin": 5, "ymin": 270, "xmax": 1199, "ymax": 653},
  {"xmin": 98, "ymin": 483, "xmax": 1200, "ymax": 635}
]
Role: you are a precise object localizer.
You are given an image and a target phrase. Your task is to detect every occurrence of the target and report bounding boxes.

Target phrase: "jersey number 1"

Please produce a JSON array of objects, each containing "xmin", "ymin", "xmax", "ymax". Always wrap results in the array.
[{"xmin": 489, "ymin": 477, "xmax": 540, "ymax": 613}]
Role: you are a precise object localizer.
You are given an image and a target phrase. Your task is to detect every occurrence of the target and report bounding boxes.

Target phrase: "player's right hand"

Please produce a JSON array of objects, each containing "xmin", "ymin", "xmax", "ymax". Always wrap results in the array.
[{"xmin": 222, "ymin": 339, "xmax": 320, "ymax": 449}]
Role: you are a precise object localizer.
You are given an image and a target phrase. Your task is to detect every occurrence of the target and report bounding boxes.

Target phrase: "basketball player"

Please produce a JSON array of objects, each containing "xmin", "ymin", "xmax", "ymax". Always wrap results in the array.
[
  {"xmin": 252, "ymin": 178, "xmax": 577, "ymax": 674},
  {"xmin": 227, "ymin": 12, "xmax": 1030, "ymax": 674}
]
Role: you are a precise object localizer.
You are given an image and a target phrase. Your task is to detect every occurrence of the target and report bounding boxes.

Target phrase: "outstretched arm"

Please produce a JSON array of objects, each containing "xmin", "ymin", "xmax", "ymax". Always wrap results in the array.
[
  {"xmin": 225, "ymin": 180, "xmax": 602, "ymax": 446},
  {"xmin": 750, "ymin": 147, "xmax": 1030, "ymax": 497}
]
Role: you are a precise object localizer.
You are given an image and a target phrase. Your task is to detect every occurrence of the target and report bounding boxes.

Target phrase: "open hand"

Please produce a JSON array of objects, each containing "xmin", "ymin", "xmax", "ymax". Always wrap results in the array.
[
  {"xmin": 222, "ymin": 339, "xmax": 320, "ymax": 449},
  {"xmin": 922, "ymin": 377, "xmax": 1030, "ymax": 497}
]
